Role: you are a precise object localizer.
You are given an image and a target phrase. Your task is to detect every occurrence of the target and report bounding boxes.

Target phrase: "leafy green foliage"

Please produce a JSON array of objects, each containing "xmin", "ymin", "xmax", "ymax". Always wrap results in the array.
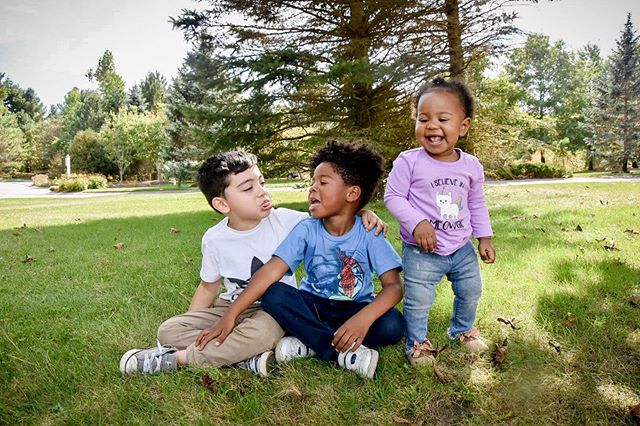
[
  {"xmin": 497, "ymin": 162, "xmax": 568, "ymax": 179},
  {"xmin": 68, "ymin": 129, "xmax": 118, "ymax": 176}
]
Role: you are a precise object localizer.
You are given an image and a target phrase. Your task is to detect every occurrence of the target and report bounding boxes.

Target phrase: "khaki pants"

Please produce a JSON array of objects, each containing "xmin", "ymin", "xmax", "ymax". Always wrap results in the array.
[{"xmin": 157, "ymin": 298, "xmax": 284, "ymax": 367}]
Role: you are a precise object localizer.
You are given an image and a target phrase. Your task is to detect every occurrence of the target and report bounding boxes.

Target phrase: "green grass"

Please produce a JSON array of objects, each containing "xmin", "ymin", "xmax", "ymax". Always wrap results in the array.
[{"xmin": 1, "ymin": 183, "xmax": 639, "ymax": 424}]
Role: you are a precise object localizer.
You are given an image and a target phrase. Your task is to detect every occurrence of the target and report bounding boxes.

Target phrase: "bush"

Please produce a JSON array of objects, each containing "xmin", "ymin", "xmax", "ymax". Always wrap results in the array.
[
  {"xmin": 53, "ymin": 173, "xmax": 107, "ymax": 192},
  {"xmin": 496, "ymin": 163, "xmax": 569, "ymax": 180},
  {"xmin": 31, "ymin": 174, "xmax": 50, "ymax": 187},
  {"xmin": 68, "ymin": 130, "xmax": 118, "ymax": 176}
]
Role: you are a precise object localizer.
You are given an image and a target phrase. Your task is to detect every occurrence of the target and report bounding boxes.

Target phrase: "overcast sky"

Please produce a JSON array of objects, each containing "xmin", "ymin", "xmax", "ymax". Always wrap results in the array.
[{"xmin": 1, "ymin": 0, "xmax": 639, "ymax": 108}]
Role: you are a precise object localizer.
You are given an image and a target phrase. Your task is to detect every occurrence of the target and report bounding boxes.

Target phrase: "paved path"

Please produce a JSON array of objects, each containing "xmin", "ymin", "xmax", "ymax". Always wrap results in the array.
[{"xmin": 1, "ymin": 176, "xmax": 638, "ymax": 199}]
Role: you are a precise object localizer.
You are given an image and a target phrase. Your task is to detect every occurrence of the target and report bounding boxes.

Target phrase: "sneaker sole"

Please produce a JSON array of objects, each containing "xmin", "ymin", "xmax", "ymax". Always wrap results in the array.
[
  {"xmin": 119, "ymin": 348, "xmax": 141, "ymax": 374},
  {"xmin": 257, "ymin": 351, "xmax": 275, "ymax": 377},
  {"xmin": 364, "ymin": 350, "xmax": 379, "ymax": 379}
]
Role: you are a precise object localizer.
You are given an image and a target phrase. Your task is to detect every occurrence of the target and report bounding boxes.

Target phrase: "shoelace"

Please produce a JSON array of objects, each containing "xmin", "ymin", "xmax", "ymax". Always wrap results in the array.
[
  {"xmin": 142, "ymin": 340, "xmax": 173, "ymax": 373},
  {"xmin": 410, "ymin": 340, "xmax": 435, "ymax": 359}
]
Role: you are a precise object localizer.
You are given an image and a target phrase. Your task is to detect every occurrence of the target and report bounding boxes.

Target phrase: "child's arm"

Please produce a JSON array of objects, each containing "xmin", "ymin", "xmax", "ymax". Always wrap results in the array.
[
  {"xmin": 468, "ymin": 160, "xmax": 496, "ymax": 264},
  {"xmin": 358, "ymin": 209, "xmax": 388, "ymax": 236},
  {"xmin": 331, "ymin": 268, "xmax": 403, "ymax": 353},
  {"xmin": 194, "ymin": 257, "xmax": 289, "ymax": 350},
  {"xmin": 189, "ymin": 280, "xmax": 221, "ymax": 311}
]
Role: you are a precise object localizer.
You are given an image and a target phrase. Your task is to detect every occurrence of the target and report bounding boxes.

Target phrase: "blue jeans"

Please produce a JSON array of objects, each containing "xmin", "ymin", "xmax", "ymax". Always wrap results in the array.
[
  {"xmin": 402, "ymin": 241, "xmax": 482, "ymax": 354},
  {"xmin": 261, "ymin": 282, "xmax": 405, "ymax": 362}
]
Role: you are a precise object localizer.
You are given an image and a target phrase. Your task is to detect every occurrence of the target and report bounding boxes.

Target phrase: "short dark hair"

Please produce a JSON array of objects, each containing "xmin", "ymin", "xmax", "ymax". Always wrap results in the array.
[
  {"xmin": 411, "ymin": 76, "xmax": 475, "ymax": 119},
  {"xmin": 196, "ymin": 151, "xmax": 257, "ymax": 211},
  {"xmin": 311, "ymin": 140, "xmax": 384, "ymax": 210}
]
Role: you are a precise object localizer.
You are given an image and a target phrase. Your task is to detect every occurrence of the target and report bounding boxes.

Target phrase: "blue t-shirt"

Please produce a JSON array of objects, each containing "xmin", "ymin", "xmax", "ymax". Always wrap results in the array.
[{"xmin": 274, "ymin": 216, "xmax": 402, "ymax": 302}]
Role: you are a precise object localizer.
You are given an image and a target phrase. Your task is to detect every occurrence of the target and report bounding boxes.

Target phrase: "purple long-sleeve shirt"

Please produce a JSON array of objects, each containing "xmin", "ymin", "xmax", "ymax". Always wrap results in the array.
[{"xmin": 384, "ymin": 147, "xmax": 493, "ymax": 256}]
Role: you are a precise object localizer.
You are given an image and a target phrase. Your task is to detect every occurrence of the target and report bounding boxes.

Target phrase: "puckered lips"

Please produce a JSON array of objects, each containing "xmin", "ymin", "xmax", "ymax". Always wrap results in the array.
[{"xmin": 261, "ymin": 198, "xmax": 273, "ymax": 211}]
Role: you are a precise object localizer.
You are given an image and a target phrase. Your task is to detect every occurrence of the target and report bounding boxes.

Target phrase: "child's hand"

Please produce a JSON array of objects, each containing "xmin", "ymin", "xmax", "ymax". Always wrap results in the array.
[
  {"xmin": 413, "ymin": 220, "xmax": 437, "ymax": 252},
  {"xmin": 332, "ymin": 316, "xmax": 371, "ymax": 353},
  {"xmin": 478, "ymin": 237, "xmax": 496, "ymax": 264},
  {"xmin": 360, "ymin": 209, "xmax": 388, "ymax": 236},
  {"xmin": 195, "ymin": 315, "xmax": 236, "ymax": 350}
]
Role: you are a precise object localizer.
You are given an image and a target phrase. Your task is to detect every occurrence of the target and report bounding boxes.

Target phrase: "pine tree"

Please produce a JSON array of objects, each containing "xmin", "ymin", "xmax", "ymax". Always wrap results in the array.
[{"xmin": 589, "ymin": 13, "xmax": 640, "ymax": 172}]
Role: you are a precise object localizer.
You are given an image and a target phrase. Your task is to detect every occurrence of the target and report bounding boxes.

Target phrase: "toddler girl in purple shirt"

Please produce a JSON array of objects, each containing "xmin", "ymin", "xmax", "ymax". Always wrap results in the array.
[{"xmin": 384, "ymin": 77, "xmax": 496, "ymax": 367}]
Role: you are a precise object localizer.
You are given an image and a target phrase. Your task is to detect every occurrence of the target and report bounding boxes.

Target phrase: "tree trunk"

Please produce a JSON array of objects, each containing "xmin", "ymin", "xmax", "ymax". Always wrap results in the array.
[
  {"xmin": 540, "ymin": 149, "xmax": 546, "ymax": 164},
  {"xmin": 632, "ymin": 160, "xmax": 638, "ymax": 169},
  {"xmin": 444, "ymin": 0, "xmax": 465, "ymax": 80},
  {"xmin": 622, "ymin": 155, "xmax": 628, "ymax": 173}
]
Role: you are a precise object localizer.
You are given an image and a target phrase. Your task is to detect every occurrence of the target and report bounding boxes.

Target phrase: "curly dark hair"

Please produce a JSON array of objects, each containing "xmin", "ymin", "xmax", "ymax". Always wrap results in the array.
[
  {"xmin": 411, "ymin": 76, "xmax": 475, "ymax": 119},
  {"xmin": 311, "ymin": 140, "xmax": 384, "ymax": 210},
  {"xmin": 196, "ymin": 151, "xmax": 257, "ymax": 212}
]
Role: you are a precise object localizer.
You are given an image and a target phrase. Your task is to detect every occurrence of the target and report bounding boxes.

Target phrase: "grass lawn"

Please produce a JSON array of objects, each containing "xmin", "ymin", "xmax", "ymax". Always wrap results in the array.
[{"xmin": 1, "ymin": 182, "xmax": 639, "ymax": 425}]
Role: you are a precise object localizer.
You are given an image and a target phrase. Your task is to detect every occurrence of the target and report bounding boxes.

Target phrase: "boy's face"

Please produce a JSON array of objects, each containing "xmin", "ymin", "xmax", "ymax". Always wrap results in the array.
[
  {"xmin": 213, "ymin": 165, "xmax": 272, "ymax": 231},
  {"xmin": 308, "ymin": 162, "xmax": 359, "ymax": 219}
]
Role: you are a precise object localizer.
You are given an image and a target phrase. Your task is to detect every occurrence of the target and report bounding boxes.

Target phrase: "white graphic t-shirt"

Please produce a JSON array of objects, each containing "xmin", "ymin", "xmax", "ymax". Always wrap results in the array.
[{"xmin": 200, "ymin": 208, "xmax": 308, "ymax": 303}]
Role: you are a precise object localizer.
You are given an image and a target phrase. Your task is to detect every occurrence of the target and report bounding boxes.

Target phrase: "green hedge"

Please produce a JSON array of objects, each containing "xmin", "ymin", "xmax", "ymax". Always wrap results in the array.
[{"xmin": 496, "ymin": 163, "xmax": 569, "ymax": 180}]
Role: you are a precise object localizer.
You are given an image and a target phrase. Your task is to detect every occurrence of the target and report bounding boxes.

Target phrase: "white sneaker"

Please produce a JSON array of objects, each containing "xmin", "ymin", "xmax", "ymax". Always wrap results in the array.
[
  {"xmin": 275, "ymin": 336, "xmax": 316, "ymax": 363},
  {"xmin": 337, "ymin": 345, "xmax": 378, "ymax": 379},
  {"xmin": 234, "ymin": 351, "xmax": 274, "ymax": 377},
  {"xmin": 120, "ymin": 341, "xmax": 178, "ymax": 375}
]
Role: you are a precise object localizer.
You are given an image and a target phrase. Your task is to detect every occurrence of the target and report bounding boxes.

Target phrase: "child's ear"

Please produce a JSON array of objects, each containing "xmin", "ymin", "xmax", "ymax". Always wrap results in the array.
[
  {"xmin": 346, "ymin": 185, "xmax": 361, "ymax": 203},
  {"xmin": 212, "ymin": 197, "xmax": 230, "ymax": 214},
  {"xmin": 459, "ymin": 117, "xmax": 471, "ymax": 137}
]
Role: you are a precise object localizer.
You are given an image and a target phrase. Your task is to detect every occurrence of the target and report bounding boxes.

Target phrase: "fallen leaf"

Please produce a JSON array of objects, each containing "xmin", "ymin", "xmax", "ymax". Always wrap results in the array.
[
  {"xmin": 200, "ymin": 374, "xmax": 216, "ymax": 392},
  {"xmin": 548, "ymin": 340, "xmax": 562, "ymax": 353},
  {"xmin": 492, "ymin": 337, "xmax": 508, "ymax": 365},
  {"xmin": 49, "ymin": 246, "xmax": 55, "ymax": 252},
  {"xmin": 21, "ymin": 255, "xmax": 35, "ymax": 263},
  {"xmin": 630, "ymin": 403, "xmax": 640, "ymax": 424},
  {"xmin": 277, "ymin": 386, "xmax": 304, "ymax": 399},
  {"xmin": 183, "ymin": 256, "xmax": 192, "ymax": 264},
  {"xmin": 113, "ymin": 242, "xmax": 125, "ymax": 250},
  {"xmin": 433, "ymin": 361, "xmax": 447, "ymax": 384},
  {"xmin": 74, "ymin": 218, "xmax": 81, "ymax": 222},
  {"xmin": 12, "ymin": 231, "xmax": 22, "ymax": 237},
  {"xmin": 624, "ymin": 228, "xmax": 640, "ymax": 235},
  {"xmin": 575, "ymin": 224, "xmax": 583, "ymax": 232},
  {"xmin": 629, "ymin": 293, "xmax": 640, "ymax": 307},
  {"xmin": 392, "ymin": 416, "xmax": 414, "ymax": 425},
  {"xmin": 562, "ymin": 312, "xmax": 578, "ymax": 328},
  {"xmin": 169, "ymin": 227, "xmax": 180, "ymax": 234},
  {"xmin": 603, "ymin": 241, "xmax": 619, "ymax": 251},
  {"xmin": 535, "ymin": 227, "xmax": 546, "ymax": 233},
  {"xmin": 497, "ymin": 317, "xmax": 521, "ymax": 329},
  {"xmin": 595, "ymin": 237, "xmax": 607, "ymax": 242}
]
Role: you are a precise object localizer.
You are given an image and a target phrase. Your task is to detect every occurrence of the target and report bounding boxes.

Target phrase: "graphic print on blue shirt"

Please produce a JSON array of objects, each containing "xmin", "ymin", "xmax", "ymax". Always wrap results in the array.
[{"xmin": 337, "ymin": 250, "xmax": 364, "ymax": 299}]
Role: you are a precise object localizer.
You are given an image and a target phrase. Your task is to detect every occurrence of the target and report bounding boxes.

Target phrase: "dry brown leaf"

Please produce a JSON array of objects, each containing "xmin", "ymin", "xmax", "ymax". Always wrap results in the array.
[
  {"xmin": 562, "ymin": 312, "xmax": 578, "ymax": 328},
  {"xmin": 433, "ymin": 361, "xmax": 447, "ymax": 384},
  {"xmin": 548, "ymin": 340, "xmax": 562, "ymax": 352},
  {"xmin": 535, "ymin": 227, "xmax": 546, "ymax": 233},
  {"xmin": 630, "ymin": 403, "xmax": 640, "ymax": 424},
  {"xmin": 629, "ymin": 293, "xmax": 640, "ymax": 307},
  {"xmin": 113, "ymin": 242, "xmax": 125, "ymax": 250},
  {"xmin": 603, "ymin": 241, "xmax": 619, "ymax": 251},
  {"xmin": 183, "ymin": 256, "xmax": 192, "ymax": 264},
  {"xmin": 200, "ymin": 374, "xmax": 216, "ymax": 392},
  {"xmin": 624, "ymin": 228, "xmax": 640, "ymax": 235},
  {"xmin": 21, "ymin": 255, "xmax": 35, "ymax": 263},
  {"xmin": 497, "ymin": 317, "xmax": 521, "ymax": 330},
  {"xmin": 12, "ymin": 231, "xmax": 22, "ymax": 237},
  {"xmin": 392, "ymin": 416, "xmax": 414, "ymax": 425},
  {"xmin": 492, "ymin": 337, "xmax": 508, "ymax": 365},
  {"xmin": 277, "ymin": 386, "xmax": 304, "ymax": 399},
  {"xmin": 169, "ymin": 227, "xmax": 180, "ymax": 234},
  {"xmin": 575, "ymin": 224, "xmax": 583, "ymax": 232},
  {"xmin": 49, "ymin": 246, "xmax": 55, "ymax": 253}
]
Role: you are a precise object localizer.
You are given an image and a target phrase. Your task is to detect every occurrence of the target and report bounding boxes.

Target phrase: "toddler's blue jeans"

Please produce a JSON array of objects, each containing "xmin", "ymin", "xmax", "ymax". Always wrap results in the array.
[
  {"xmin": 402, "ymin": 241, "xmax": 483, "ymax": 354},
  {"xmin": 261, "ymin": 282, "xmax": 405, "ymax": 362}
]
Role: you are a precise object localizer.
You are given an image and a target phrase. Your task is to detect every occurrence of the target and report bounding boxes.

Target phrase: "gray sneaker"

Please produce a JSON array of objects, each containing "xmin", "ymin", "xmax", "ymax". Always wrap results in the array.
[
  {"xmin": 120, "ymin": 342, "xmax": 177, "ymax": 375},
  {"xmin": 275, "ymin": 336, "xmax": 316, "ymax": 363},
  {"xmin": 234, "ymin": 351, "xmax": 274, "ymax": 377},
  {"xmin": 337, "ymin": 344, "xmax": 378, "ymax": 379}
]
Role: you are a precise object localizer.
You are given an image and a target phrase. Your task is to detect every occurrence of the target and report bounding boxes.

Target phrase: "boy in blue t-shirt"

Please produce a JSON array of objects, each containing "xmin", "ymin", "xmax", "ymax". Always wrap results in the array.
[{"xmin": 198, "ymin": 141, "xmax": 405, "ymax": 378}]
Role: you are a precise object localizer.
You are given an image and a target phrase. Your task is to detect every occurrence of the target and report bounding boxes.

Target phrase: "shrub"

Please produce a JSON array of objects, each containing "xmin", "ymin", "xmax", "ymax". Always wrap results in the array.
[
  {"xmin": 497, "ymin": 163, "xmax": 569, "ymax": 179},
  {"xmin": 68, "ymin": 130, "xmax": 118, "ymax": 176},
  {"xmin": 31, "ymin": 174, "xmax": 50, "ymax": 187},
  {"xmin": 53, "ymin": 173, "xmax": 107, "ymax": 192}
]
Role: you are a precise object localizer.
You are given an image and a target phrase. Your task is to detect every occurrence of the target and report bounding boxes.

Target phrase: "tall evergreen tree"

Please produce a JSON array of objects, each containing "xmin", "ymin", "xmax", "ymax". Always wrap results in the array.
[
  {"xmin": 86, "ymin": 50, "xmax": 127, "ymax": 115},
  {"xmin": 588, "ymin": 13, "xmax": 640, "ymax": 172},
  {"xmin": 170, "ymin": 0, "xmax": 519, "ymax": 168}
]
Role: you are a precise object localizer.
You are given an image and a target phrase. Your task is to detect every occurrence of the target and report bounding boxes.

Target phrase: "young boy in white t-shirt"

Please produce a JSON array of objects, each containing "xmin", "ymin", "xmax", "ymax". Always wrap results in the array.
[{"xmin": 119, "ymin": 151, "xmax": 385, "ymax": 376}]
